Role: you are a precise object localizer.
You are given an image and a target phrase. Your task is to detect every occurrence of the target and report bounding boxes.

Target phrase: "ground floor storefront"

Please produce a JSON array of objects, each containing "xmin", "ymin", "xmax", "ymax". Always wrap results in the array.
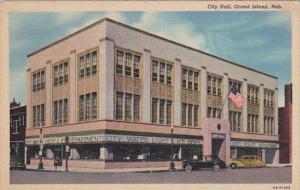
[
  {"xmin": 25, "ymin": 133, "xmax": 279, "ymax": 169},
  {"xmin": 230, "ymin": 139, "xmax": 279, "ymax": 164}
]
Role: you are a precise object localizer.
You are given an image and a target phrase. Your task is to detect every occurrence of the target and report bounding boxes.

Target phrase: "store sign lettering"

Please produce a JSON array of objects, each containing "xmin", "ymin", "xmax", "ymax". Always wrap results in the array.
[
  {"xmin": 230, "ymin": 141, "xmax": 279, "ymax": 148},
  {"xmin": 26, "ymin": 134, "xmax": 202, "ymax": 145}
]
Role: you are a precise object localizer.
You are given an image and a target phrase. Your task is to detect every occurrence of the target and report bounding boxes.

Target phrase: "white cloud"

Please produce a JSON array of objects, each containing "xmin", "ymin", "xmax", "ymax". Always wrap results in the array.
[
  {"xmin": 56, "ymin": 12, "xmax": 87, "ymax": 25},
  {"xmin": 132, "ymin": 12, "xmax": 208, "ymax": 52}
]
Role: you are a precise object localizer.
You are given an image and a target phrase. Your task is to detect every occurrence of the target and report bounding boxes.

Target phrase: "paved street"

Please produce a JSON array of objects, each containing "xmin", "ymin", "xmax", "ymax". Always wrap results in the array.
[{"xmin": 10, "ymin": 167, "xmax": 291, "ymax": 184}]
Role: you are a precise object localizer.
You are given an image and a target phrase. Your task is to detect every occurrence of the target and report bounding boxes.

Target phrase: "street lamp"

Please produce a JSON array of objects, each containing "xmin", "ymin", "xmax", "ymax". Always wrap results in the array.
[
  {"xmin": 38, "ymin": 122, "xmax": 44, "ymax": 169},
  {"xmin": 169, "ymin": 124, "xmax": 175, "ymax": 171},
  {"xmin": 65, "ymin": 136, "xmax": 70, "ymax": 172}
]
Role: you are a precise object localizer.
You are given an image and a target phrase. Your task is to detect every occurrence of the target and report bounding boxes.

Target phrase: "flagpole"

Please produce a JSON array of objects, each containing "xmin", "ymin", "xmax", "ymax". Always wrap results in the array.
[{"xmin": 218, "ymin": 84, "xmax": 234, "ymax": 119}]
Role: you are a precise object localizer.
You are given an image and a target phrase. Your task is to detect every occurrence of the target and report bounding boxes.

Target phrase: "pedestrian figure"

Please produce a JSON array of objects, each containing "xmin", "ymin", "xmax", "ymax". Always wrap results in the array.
[{"xmin": 54, "ymin": 156, "xmax": 59, "ymax": 171}]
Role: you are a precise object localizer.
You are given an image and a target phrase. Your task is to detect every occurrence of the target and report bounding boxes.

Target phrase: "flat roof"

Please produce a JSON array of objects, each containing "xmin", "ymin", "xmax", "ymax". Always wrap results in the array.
[{"xmin": 27, "ymin": 17, "xmax": 277, "ymax": 79}]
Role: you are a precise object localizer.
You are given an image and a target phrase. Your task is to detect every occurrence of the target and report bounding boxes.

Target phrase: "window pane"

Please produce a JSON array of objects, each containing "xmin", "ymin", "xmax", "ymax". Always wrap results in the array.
[
  {"xmin": 80, "ymin": 56, "xmax": 85, "ymax": 78},
  {"xmin": 166, "ymin": 100, "xmax": 172, "ymax": 125},
  {"xmin": 188, "ymin": 104, "xmax": 193, "ymax": 126},
  {"xmin": 134, "ymin": 55, "xmax": 140, "ymax": 78},
  {"xmin": 86, "ymin": 94, "xmax": 91, "ymax": 120},
  {"xmin": 116, "ymin": 92, "xmax": 123, "ymax": 120},
  {"xmin": 125, "ymin": 94, "xmax": 132, "ymax": 121},
  {"xmin": 166, "ymin": 64, "xmax": 172, "ymax": 85},
  {"xmin": 133, "ymin": 95, "xmax": 140, "ymax": 122},
  {"xmin": 92, "ymin": 51, "xmax": 97, "ymax": 75},
  {"xmin": 116, "ymin": 50, "xmax": 124, "ymax": 74},
  {"xmin": 159, "ymin": 63, "xmax": 165, "ymax": 83},
  {"xmin": 152, "ymin": 98, "xmax": 158, "ymax": 123},
  {"xmin": 152, "ymin": 60, "xmax": 158, "ymax": 82},
  {"xmin": 79, "ymin": 95, "xmax": 85, "ymax": 121},
  {"xmin": 159, "ymin": 99, "xmax": 165, "ymax": 124},
  {"xmin": 64, "ymin": 62, "xmax": 68, "ymax": 83},
  {"xmin": 194, "ymin": 105, "xmax": 199, "ymax": 127},
  {"xmin": 91, "ymin": 92, "xmax": 97, "ymax": 119},
  {"xmin": 182, "ymin": 103, "xmax": 187, "ymax": 126},
  {"xmin": 63, "ymin": 99, "xmax": 68, "ymax": 123},
  {"xmin": 125, "ymin": 53, "xmax": 132, "ymax": 76}
]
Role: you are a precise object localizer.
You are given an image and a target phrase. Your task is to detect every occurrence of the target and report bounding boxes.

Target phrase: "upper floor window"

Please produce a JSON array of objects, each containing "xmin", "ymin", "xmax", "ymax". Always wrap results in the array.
[
  {"xmin": 182, "ymin": 69, "xmax": 187, "ymax": 89},
  {"xmin": 53, "ymin": 98, "xmax": 68, "ymax": 125},
  {"xmin": 53, "ymin": 62, "xmax": 68, "ymax": 86},
  {"xmin": 32, "ymin": 70, "xmax": 45, "ymax": 92},
  {"xmin": 79, "ymin": 51, "xmax": 98, "ymax": 79},
  {"xmin": 151, "ymin": 58, "xmax": 173, "ymax": 85},
  {"xmin": 151, "ymin": 97, "xmax": 172, "ymax": 125},
  {"xmin": 33, "ymin": 104, "xmax": 45, "ymax": 127},
  {"xmin": 207, "ymin": 74, "xmax": 222, "ymax": 96},
  {"xmin": 264, "ymin": 89, "xmax": 274, "ymax": 107},
  {"xmin": 78, "ymin": 92, "xmax": 97, "ymax": 122},
  {"xmin": 182, "ymin": 103, "xmax": 199, "ymax": 127},
  {"xmin": 115, "ymin": 91, "xmax": 140, "ymax": 122},
  {"xmin": 115, "ymin": 49, "xmax": 141, "ymax": 78},
  {"xmin": 229, "ymin": 80, "xmax": 242, "ymax": 93},
  {"xmin": 247, "ymin": 85, "xmax": 259, "ymax": 104}
]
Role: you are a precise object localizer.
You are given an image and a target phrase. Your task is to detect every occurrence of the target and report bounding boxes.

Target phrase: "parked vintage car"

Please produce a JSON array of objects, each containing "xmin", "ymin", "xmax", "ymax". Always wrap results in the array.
[
  {"xmin": 229, "ymin": 155, "xmax": 265, "ymax": 169},
  {"xmin": 182, "ymin": 155, "xmax": 226, "ymax": 172}
]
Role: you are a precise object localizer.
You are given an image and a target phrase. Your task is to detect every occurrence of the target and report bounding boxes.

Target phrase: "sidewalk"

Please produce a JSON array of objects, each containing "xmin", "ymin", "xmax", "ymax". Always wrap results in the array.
[
  {"xmin": 266, "ymin": 163, "xmax": 292, "ymax": 167},
  {"xmin": 25, "ymin": 164, "xmax": 178, "ymax": 173}
]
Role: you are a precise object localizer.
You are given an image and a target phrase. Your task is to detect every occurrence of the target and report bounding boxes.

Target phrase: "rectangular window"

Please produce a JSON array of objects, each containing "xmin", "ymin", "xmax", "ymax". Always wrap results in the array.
[
  {"xmin": 53, "ymin": 101, "xmax": 58, "ymax": 125},
  {"xmin": 166, "ymin": 100, "xmax": 172, "ymax": 125},
  {"xmin": 41, "ymin": 71, "xmax": 45, "ymax": 89},
  {"xmin": 92, "ymin": 51, "xmax": 97, "ymax": 75},
  {"xmin": 125, "ymin": 53, "xmax": 132, "ymax": 76},
  {"xmin": 133, "ymin": 55, "xmax": 140, "ymax": 78},
  {"xmin": 33, "ymin": 73, "xmax": 37, "ymax": 91},
  {"xmin": 40, "ymin": 104, "xmax": 45, "ymax": 126},
  {"xmin": 79, "ymin": 95, "xmax": 85, "ymax": 121},
  {"xmin": 58, "ymin": 100, "xmax": 63, "ymax": 124},
  {"xmin": 33, "ymin": 106, "xmax": 36, "ymax": 126},
  {"xmin": 159, "ymin": 99, "xmax": 165, "ymax": 124},
  {"xmin": 116, "ymin": 92, "xmax": 124, "ymax": 120},
  {"xmin": 159, "ymin": 63, "xmax": 165, "ymax": 83},
  {"xmin": 207, "ymin": 76, "xmax": 212, "ymax": 94},
  {"xmin": 182, "ymin": 69, "xmax": 187, "ymax": 89},
  {"xmin": 188, "ymin": 71, "xmax": 193, "ymax": 90},
  {"xmin": 188, "ymin": 104, "xmax": 193, "ymax": 126},
  {"xmin": 237, "ymin": 112, "xmax": 241, "ymax": 132},
  {"xmin": 63, "ymin": 99, "xmax": 68, "ymax": 124},
  {"xmin": 212, "ymin": 77, "xmax": 216, "ymax": 95},
  {"xmin": 91, "ymin": 92, "xmax": 97, "ymax": 120},
  {"xmin": 85, "ymin": 93, "xmax": 91, "ymax": 120},
  {"xmin": 64, "ymin": 62, "xmax": 68, "ymax": 83},
  {"xmin": 182, "ymin": 103, "xmax": 187, "ymax": 126},
  {"xmin": 125, "ymin": 93, "xmax": 132, "ymax": 121},
  {"xmin": 152, "ymin": 60, "xmax": 158, "ymax": 82},
  {"xmin": 86, "ymin": 53, "xmax": 91, "ymax": 76},
  {"xmin": 194, "ymin": 72, "xmax": 199, "ymax": 91},
  {"xmin": 80, "ymin": 56, "xmax": 85, "ymax": 78},
  {"xmin": 166, "ymin": 64, "xmax": 172, "ymax": 85},
  {"xmin": 194, "ymin": 105, "xmax": 199, "ymax": 127},
  {"xmin": 207, "ymin": 107, "xmax": 212, "ymax": 118},
  {"xmin": 152, "ymin": 98, "xmax": 158, "ymax": 123},
  {"xmin": 36, "ymin": 72, "xmax": 41, "ymax": 90},
  {"xmin": 247, "ymin": 114, "xmax": 251, "ymax": 133},
  {"xmin": 59, "ymin": 64, "xmax": 64, "ymax": 84},
  {"xmin": 116, "ymin": 50, "xmax": 123, "ymax": 74},
  {"xmin": 133, "ymin": 95, "xmax": 140, "ymax": 122},
  {"xmin": 217, "ymin": 78, "xmax": 222, "ymax": 96}
]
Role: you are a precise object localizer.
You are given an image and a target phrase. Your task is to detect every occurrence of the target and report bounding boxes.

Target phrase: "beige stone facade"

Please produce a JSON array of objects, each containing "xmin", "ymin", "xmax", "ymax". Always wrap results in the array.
[{"xmin": 25, "ymin": 18, "xmax": 279, "ymax": 169}]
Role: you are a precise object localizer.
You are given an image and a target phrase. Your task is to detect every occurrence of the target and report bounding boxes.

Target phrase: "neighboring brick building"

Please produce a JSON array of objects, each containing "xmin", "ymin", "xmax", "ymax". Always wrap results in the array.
[
  {"xmin": 25, "ymin": 18, "xmax": 279, "ymax": 169},
  {"xmin": 279, "ymin": 84, "xmax": 292, "ymax": 163},
  {"xmin": 10, "ymin": 99, "xmax": 26, "ymax": 163}
]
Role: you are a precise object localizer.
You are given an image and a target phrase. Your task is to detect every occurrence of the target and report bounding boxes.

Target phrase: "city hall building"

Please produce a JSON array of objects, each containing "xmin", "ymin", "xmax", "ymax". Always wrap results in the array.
[{"xmin": 25, "ymin": 18, "xmax": 279, "ymax": 169}]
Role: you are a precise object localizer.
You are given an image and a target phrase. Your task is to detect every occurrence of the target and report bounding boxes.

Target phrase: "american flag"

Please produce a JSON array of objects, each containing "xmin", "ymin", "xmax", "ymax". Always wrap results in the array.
[{"xmin": 228, "ymin": 84, "xmax": 245, "ymax": 108}]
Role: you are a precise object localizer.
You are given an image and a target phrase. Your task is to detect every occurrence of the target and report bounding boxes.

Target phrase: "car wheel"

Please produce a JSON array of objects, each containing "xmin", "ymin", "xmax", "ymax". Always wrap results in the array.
[
  {"xmin": 212, "ymin": 164, "xmax": 220, "ymax": 171},
  {"xmin": 185, "ymin": 164, "xmax": 193, "ymax": 172},
  {"xmin": 230, "ymin": 163, "xmax": 237, "ymax": 169}
]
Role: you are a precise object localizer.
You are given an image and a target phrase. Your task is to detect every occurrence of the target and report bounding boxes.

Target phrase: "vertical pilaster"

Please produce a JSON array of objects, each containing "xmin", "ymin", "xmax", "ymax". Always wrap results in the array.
[
  {"xmin": 24, "ymin": 146, "xmax": 27, "ymax": 165},
  {"xmin": 223, "ymin": 73, "xmax": 229, "ymax": 119},
  {"xmin": 174, "ymin": 58, "xmax": 182, "ymax": 126},
  {"xmin": 274, "ymin": 88, "xmax": 279, "ymax": 135},
  {"xmin": 142, "ymin": 49, "xmax": 151, "ymax": 123},
  {"xmin": 45, "ymin": 61, "xmax": 52, "ymax": 127},
  {"xmin": 69, "ymin": 50, "xmax": 77, "ymax": 123},
  {"xmin": 99, "ymin": 37, "xmax": 115, "ymax": 120},
  {"xmin": 200, "ymin": 66, "xmax": 207, "ymax": 119},
  {"xmin": 26, "ymin": 68, "xmax": 32, "ymax": 128},
  {"xmin": 259, "ymin": 84, "xmax": 264, "ymax": 134},
  {"xmin": 242, "ymin": 79, "xmax": 248, "ymax": 132},
  {"xmin": 261, "ymin": 149, "xmax": 266, "ymax": 163}
]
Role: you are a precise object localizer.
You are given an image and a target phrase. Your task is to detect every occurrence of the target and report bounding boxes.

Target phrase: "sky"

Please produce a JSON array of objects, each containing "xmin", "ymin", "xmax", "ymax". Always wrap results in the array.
[{"xmin": 9, "ymin": 11, "xmax": 291, "ymax": 107}]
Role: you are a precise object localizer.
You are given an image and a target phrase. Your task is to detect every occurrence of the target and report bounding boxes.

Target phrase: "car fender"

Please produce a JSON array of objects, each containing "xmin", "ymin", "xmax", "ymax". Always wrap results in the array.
[{"xmin": 230, "ymin": 160, "xmax": 245, "ymax": 167}]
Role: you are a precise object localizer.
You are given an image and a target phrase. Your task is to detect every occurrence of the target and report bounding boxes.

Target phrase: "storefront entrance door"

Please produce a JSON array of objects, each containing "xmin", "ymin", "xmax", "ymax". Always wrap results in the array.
[{"xmin": 212, "ymin": 139, "xmax": 224, "ymax": 158}]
